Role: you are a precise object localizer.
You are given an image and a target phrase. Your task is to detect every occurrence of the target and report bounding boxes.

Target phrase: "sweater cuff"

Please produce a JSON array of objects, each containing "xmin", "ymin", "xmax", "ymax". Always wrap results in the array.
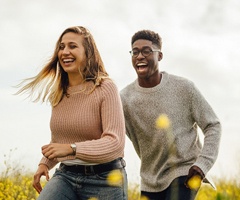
[
  {"xmin": 39, "ymin": 157, "xmax": 59, "ymax": 170},
  {"xmin": 193, "ymin": 158, "xmax": 212, "ymax": 176}
]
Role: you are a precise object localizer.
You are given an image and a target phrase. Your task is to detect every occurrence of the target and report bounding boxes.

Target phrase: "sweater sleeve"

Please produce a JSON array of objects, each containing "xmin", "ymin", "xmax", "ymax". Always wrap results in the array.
[
  {"xmin": 39, "ymin": 156, "xmax": 59, "ymax": 170},
  {"xmin": 190, "ymin": 83, "xmax": 222, "ymax": 175},
  {"xmin": 75, "ymin": 80, "xmax": 125, "ymax": 163}
]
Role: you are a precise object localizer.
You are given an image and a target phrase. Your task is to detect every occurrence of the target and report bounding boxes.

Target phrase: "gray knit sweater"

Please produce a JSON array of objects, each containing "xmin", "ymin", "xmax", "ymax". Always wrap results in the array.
[{"xmin": 120, "ymin": 71, "xmax": 221, "ymax": 192}]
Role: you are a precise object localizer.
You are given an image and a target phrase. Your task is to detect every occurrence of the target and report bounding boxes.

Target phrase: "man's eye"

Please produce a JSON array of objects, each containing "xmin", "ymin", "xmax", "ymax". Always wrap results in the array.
[
  {"xmin": 143, "ymin": 49, "xmax": 151, "ymax": 54},
  {"xmin": 132, "ymin": 50, "xmax": 139, "ymax": 55}
]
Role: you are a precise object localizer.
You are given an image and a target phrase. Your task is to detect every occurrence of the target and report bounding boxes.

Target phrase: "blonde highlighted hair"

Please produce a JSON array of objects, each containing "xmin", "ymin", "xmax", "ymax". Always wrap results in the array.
[{"xmin": 16, "ymin": 26, "xmax": 108, "ymax": 106}]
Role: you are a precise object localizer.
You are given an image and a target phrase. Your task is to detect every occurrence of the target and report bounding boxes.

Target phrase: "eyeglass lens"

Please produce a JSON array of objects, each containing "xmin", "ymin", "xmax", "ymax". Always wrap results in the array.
[{"xmin": 131, "ymin": 47, "xmax": 153, "ymax": 57}]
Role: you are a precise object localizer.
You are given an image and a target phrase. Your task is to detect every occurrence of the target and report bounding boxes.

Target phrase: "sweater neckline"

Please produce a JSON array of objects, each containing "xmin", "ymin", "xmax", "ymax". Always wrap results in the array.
[
  {"xmin": 134, "ymin": 71, "xmax": 168, "ymax": 93},
  {"xmin": 67, "ymin": 81, "xmax": 94, "ymax": 95}
]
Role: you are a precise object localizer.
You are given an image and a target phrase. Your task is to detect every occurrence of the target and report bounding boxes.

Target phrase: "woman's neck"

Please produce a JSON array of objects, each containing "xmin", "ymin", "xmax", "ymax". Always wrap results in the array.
[{"xmin": 68, "ymin": 74, "xmax": 84, "ymax": 87}]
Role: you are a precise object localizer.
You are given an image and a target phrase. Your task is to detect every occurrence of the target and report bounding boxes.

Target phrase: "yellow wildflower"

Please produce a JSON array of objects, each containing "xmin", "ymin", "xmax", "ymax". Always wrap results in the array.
[
  {"xmin": 107, "ymin": 169, "xmax": 123, "ymax": 186},
  {"xmin": 187, "ymin": 175, "xmax": 202, "ymax": 190},
  {"xmin": 156, "ymin": 114, "xmax": 170, "ymax": 129},
  {"xmin": 140, "ymin": 195, "xmax": 149, "ymax": 200},
  {"xmin": 88, "ymin": 197, "xmax": 98, "ymax": 200}
]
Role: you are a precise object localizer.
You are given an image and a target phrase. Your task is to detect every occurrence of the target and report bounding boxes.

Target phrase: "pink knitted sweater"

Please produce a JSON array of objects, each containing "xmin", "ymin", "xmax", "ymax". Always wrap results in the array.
[{"xmin": 39, "ymin": 79, "xmax": 125, "ymax": 170}]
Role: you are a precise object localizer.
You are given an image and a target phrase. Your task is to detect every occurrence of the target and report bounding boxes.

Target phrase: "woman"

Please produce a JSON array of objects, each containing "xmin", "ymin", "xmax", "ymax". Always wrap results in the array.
[{"xmin": 17, "ymin": 26, "xmax": 127, "ymax": 200}]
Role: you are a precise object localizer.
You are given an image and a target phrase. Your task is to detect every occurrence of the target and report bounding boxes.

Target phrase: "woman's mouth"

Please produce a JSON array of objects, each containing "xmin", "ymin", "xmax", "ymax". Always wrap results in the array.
[{"xmin": 63, "ymin": 58, "xmax": 75, "ymax": 64}]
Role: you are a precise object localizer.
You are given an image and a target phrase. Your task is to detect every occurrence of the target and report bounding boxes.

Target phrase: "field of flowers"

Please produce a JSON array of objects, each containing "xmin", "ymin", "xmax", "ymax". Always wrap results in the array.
[
  {"xmin": 1, "ymin": 150, "xmax": 240, "ymax": 200},
  {"xmin": 0, "ymin": 174, "xmax": 39, "ymax": 200},
  {"xmin": 1, "ymin": 171, "xmax": 240, "ymax": 200},
  {"xmin": 128, "ymin": 180, "xmax": 240, "ymax": 200},
  {"xmin": 0, "ymin": 150, "xmax": 42, "ymax": 200}
]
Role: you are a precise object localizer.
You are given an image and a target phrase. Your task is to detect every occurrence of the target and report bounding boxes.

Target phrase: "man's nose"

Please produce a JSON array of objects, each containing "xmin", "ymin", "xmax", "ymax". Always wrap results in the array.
[{"xmin": 136, "ymin": 51, "xmax": 145, "ymax": 59}]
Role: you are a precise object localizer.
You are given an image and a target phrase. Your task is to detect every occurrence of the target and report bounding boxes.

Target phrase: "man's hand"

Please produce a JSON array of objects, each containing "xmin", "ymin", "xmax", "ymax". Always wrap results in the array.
[
  {"xmin": 185, "ymin": 165, "xmax": 205, "ymax": 189},
  {"xmin": 42, "ymin": 143, "xmax": 73, "ymax": 160},
  {"xmin": 33, "ymin": 164, "xmax": 49, "ymax": 194}
]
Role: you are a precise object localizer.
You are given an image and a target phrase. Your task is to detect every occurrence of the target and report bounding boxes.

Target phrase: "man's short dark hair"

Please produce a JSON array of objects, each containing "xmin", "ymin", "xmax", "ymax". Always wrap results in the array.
[{"xmin": 131, "ymin": 30, "xmax": 162, "ymax": 50}]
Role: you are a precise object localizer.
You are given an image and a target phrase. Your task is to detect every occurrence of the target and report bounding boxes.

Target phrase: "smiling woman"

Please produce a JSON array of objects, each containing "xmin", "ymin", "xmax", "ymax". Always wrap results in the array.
[
  {"xmin": 16, "ymin": 26, "xmax": 107, "ymax": 107},
  {"xmin": 58, "ymin": 32, "xmax": 87, "ymax": 80},
  {"xmin": 15, "ymin": 26, "xmax": 128, "ymax": 200}
]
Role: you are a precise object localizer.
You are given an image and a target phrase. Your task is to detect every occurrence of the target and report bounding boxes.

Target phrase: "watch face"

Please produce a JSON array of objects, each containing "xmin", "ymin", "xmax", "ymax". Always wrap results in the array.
[{"xmin": 71, "ymin": 144, "xmax": 76, "ymax": 155}]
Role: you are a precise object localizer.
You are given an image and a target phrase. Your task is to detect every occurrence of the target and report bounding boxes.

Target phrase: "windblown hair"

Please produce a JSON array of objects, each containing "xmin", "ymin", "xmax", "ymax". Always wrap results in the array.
[
  {"xmin": 131, "ymin": 30, "xmax": 162, "ymax": 50},
  {"xmin": 16, "ymin": 26, "xmax": 108, "ymax": 107}
]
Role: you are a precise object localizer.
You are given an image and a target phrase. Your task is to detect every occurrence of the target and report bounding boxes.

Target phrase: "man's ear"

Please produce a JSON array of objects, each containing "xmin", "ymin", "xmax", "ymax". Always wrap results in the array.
[{"xmin": 158, "ymin": 52, "xmax": 163, "ymax": 61}]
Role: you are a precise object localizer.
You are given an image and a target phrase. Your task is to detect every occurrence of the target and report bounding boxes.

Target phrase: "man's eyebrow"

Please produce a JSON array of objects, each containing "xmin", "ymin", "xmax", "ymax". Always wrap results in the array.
[{"xmin": 132, "ymin": 46, "xmax": 151, "ymax": 49}]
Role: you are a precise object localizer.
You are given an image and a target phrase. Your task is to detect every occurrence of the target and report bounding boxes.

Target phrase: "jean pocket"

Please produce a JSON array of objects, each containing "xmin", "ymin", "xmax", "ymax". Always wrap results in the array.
[
  {"xmin": 96, "ymin": 169, "xmax": 124, "ymax": 184},
  {"xmin": 96, "ymin": 171, "xmax": 110, "ymax": 180}
]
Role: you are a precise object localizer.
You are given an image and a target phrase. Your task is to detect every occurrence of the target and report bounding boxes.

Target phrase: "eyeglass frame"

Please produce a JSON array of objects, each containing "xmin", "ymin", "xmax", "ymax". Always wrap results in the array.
[{"xmin": 129, "ymin": 47, "xmax": 161, "ymax": 58}]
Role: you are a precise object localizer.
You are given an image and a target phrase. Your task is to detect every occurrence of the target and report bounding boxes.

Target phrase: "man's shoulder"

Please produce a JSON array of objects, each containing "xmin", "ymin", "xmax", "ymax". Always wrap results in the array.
[
  {"xmin": 120, "ymin": 81, "xmax": 136, "ymax": 95},
  {"xmin": 167, "ymin": 72, "xmax": 194, "ymax": 86}
]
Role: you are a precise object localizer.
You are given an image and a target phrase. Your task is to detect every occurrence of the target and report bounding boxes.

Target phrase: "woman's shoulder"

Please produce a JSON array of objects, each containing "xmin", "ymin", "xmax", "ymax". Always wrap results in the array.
[{"xmin": 98, "ymin": 78, "xmax": 119, "ymax": 93}]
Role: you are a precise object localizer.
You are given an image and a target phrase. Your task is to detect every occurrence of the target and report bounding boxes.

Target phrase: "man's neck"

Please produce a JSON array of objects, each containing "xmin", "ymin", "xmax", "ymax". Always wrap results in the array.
[{"xmin": 138, "ymin": 72, "xmax": 162, "ymax": 88}]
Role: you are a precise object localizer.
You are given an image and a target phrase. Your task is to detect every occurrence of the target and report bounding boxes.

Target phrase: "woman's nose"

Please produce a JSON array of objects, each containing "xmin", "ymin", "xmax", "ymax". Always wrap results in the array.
[{"xmin": 62, "ymin": 47, "xmax": 70, "ymax": 55}]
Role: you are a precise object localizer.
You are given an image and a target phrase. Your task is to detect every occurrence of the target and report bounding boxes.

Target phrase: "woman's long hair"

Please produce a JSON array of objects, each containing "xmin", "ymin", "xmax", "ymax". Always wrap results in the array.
[{"xmin": 16, "ymin": 26, "xmax": 108, "ymax": 107}]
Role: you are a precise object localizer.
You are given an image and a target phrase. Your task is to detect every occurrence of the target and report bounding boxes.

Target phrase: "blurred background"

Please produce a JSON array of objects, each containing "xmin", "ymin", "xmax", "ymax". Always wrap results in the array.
[{"xmin": 0, "ymin": 0, "xmax": 239, "ymax": 184}]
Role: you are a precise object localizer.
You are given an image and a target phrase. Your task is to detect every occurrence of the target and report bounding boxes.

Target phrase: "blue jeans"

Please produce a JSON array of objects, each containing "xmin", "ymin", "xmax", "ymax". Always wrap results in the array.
[
  {"xmin": 38, "ymin": 162, "xmax": 128, "ymax": 200},
  {"xmin": 141, "ymin": 176, "xmax": 198, "ymax": 200}
]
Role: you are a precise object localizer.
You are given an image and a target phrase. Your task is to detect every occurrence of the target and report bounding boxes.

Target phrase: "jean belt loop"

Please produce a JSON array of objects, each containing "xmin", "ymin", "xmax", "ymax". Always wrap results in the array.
[{"xmin": 85, "ymin": 166, "xmax": 94, "ymax": 175}]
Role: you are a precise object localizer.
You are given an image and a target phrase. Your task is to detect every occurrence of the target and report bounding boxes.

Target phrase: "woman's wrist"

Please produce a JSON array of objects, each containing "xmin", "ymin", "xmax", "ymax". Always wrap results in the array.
[{"xmin": 70, "ymin": 143, "xmax": 76, "ymax": 155}]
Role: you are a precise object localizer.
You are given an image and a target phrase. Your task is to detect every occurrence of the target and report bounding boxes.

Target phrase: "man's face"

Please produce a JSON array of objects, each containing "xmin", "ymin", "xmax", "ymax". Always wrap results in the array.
[{"xmin": 131, "ymin": 39, "xmax": 162, "ymax": 80}]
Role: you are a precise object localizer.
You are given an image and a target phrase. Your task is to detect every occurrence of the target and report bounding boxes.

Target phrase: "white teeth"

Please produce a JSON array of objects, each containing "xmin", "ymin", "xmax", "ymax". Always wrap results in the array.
[
  {"xmin": 63, "ymin": 59, "xmax": 74, "ymax": 63},
  {"xmin": 137, "ymin": 63, "xmax": 147, "ymax": 66}
]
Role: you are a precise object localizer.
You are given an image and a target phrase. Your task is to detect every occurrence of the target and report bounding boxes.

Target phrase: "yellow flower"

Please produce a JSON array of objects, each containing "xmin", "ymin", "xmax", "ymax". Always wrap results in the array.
[
  {"xmin": 88, "ymin": 197, "xmax": 98, "ymax": 200},
  {"xmin": 140, "ymin": 195, "xmax": 149, "ymax": 200},
  {"xmin": 156, "ymin": 114, "xmax": 170, "ymax": 129},
  {"xmin": 107, "ymin": 169, "xmax": 123, "ymax": 186},
  {"xmin": 187, "ymin": 175, "xmax": 202, "ymax": 190}
]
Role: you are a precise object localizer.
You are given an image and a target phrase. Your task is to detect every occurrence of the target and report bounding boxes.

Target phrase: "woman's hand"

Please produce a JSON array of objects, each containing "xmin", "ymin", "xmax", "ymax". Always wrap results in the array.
[
  {"xmin": 33, "ymin": 164, "xmax": 49, "ymax": 194},
  {"xmin": 42, "ymin": 143, "xmax": 73, "ymax": 159}
]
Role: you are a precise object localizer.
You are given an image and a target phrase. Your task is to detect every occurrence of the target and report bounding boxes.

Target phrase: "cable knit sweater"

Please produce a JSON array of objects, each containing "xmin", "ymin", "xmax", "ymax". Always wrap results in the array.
[
  {"xmin": 120, "ymin": 71, "xmax": 221, "ymax": 192},
  {"xmin": 39, "ymin": 79, "xmax": 125, "ymax": 170}
]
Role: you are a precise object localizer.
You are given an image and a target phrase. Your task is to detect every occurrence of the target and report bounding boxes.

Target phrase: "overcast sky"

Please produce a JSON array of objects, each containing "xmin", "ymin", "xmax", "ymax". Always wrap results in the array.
[{"xmin": 0, "ymin": 0, "xmax": 240, "ymax": 182}]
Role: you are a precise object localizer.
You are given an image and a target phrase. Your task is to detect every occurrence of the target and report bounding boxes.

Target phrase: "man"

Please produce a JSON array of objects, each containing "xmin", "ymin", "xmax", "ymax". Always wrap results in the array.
[{"xmin": 120, "ymin": 30, "xmax": 221, "ymax": 200}]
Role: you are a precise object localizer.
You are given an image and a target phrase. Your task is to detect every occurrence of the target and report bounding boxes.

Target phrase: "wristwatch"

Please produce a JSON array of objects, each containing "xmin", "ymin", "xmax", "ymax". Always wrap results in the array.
[{"xmin": 70, "ymin": 143, "xmax": 76, "ymax": 155}]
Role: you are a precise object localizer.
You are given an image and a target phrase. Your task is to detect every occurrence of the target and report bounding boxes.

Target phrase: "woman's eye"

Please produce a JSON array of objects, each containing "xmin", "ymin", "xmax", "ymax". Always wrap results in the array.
[
  {"xmin": 69, "ymin": 45, "xmax": 77, "ymax": 49},
  {"xmin": 59, "ymin": 45, "xmax": 64, "ymax": 50}
]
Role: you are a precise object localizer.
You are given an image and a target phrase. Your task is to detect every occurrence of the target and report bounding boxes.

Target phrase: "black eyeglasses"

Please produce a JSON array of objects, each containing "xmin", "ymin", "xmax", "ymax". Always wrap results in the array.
[{"xmin": 129, "ymin": 47, "xmax": 161, "ymax": 58}]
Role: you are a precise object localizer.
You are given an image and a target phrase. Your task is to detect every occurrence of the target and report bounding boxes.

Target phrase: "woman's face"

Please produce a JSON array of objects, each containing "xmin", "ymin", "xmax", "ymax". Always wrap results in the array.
[{"xmin": 58, "ymin": 32, "xmax": 87, "ymax": 76}]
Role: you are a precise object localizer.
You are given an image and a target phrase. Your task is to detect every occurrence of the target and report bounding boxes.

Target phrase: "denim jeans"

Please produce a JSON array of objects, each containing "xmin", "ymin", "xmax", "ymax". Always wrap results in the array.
[
  {"xmin": 37, "ymin": 164, "xmax": 128, "ymax": 200},
  {"xmin": 141, "ymin": 176, "xmax": 198, "ymax": 200}
]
